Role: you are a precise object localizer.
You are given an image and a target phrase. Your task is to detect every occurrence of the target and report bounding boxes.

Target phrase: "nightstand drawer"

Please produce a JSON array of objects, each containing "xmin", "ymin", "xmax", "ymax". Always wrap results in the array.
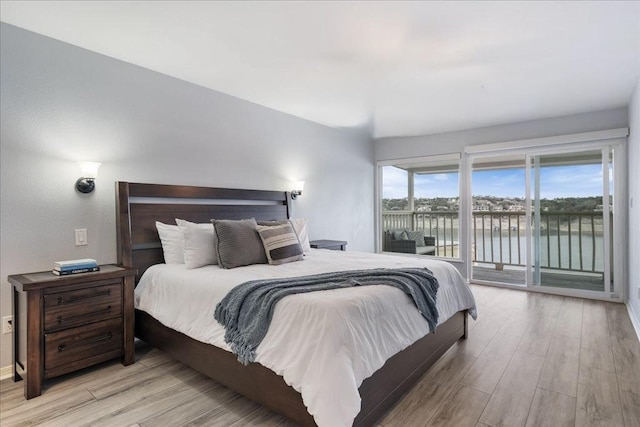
[
  {"xmin": 44, "ymin": 283, "xmax": 122, "ymax": 331},
  {"xmin": 44, "ymin": 318, "xmax": 123, "ymax": 376}
]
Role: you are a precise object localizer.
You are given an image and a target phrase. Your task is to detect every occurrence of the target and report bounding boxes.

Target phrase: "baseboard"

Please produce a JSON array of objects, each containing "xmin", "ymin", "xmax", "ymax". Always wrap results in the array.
[
  {"xmin": 0, "ymin": 365, "xmax": 14, "ymax": 381},
  {"xmin": 627, "ymin": 302, "xmax": 640, "ymax": 342}
]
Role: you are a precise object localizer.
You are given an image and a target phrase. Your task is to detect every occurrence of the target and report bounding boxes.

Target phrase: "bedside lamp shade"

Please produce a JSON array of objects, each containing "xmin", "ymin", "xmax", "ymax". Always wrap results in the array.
[{"xmin": 76, "ymin": 162, "xmax": 101, "ymax": 193}]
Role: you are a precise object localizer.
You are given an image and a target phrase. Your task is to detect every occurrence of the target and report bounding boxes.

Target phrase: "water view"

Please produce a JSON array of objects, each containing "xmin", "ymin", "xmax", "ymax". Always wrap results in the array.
[
  {"xmin": 381, "ymin": 146, "xmax": 616, "ymax": 293},
  {"xmin": 382, "ymin": 206, "xmax": 608, "ymax": 274}
]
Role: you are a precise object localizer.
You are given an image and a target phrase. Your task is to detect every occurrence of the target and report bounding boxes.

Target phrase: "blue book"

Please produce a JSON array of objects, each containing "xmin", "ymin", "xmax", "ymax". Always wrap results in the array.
[
  {"xmin": 54, "ymin": 258, "xmax": 97, "ymax": 268},
  {"xmin": 55, "ymin": 262, "xmax": 98, "ymax": 272}
]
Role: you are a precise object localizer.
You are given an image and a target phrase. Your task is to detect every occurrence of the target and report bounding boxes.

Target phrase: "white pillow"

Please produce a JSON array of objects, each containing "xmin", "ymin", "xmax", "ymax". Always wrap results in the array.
[
  {"xmin": 176, "ymin": 219, "xmax": 218, "ymax": 269},
  {"xmin": 155, "ymin": 221, "xmax": 184, "ymax": 264},
  {"xmin": 289, "ymin": 218, "xmax": 311, "ymax": 253}
]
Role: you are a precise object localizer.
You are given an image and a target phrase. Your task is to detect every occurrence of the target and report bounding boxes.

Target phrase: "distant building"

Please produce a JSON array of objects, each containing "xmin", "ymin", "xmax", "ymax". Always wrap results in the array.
[
  {"xmin": 473, "ymin": 199, "xmax": 493, "ymax": 211},
  {"xmin": 474, "ymin": 204, "xmax": 491, "ymax": 211}
]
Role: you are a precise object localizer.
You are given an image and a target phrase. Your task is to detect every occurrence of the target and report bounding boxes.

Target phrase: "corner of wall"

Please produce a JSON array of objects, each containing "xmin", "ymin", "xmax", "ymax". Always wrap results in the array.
[
  {"xmin": 627, "ymin": 75, "xmax": 640, "ymax": 340},
  {"xmin": 627, "ymin": 301, "xmax": 640, "ymax": 342}
]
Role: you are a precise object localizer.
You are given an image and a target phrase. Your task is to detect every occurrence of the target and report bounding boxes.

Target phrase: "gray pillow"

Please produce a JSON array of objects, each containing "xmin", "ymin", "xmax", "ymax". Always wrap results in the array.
[
  {"xmin": 391, "ymin": 229, "xmax": 405, "ymax": 240},
  {"xmin": 212, "ymin": 218, "xmax": 268, "ymax": 269},
  {"xmin": 256, "ymin": 220, "xmax": 289, "ymax": 226},
  {"xmin": 403, "ymin": 230, "xmax": 426, "ymax": 247}
]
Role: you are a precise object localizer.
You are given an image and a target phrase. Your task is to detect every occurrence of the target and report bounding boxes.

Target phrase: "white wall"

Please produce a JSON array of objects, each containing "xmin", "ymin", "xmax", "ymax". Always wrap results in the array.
[
  {"xmin": 627, "ymin": 76, "xmax": 640, "ymax": 336},
  {"xmin": 375, "ymin": 108, "xmax": 629, "ymax": 161},
  {"xmin": 0, "ymin": 24, "xmax": 374, "ymax": 370}
]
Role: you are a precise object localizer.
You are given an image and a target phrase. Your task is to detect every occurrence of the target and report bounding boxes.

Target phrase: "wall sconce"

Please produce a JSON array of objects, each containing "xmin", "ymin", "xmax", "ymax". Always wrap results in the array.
[
  {"xmin": 75, "ymin": 162, "xmax": 101, "ymax": 193},
  {"xmin": 291, "ymin": 181, "xmax": 305, "ymax": 200}
]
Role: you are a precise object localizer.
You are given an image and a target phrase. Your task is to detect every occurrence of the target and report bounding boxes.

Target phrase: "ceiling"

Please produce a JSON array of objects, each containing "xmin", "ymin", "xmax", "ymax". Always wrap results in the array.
[{"xmin": 1, "ymin": 1, "xmax": 639, "ymax": 139}]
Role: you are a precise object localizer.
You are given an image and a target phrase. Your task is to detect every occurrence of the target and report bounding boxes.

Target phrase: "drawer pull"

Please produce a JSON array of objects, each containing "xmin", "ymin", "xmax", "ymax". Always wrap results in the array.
[
  {"xmin": 57, "ymin": 289, "xmax": 111, "ymax": 305},
  {"xmin": 57, "ymin": 306, "xmax": 113, "ymax": 324},
  {"xmin": 58, "ymin": 332, "xmax": 113, "ymax": 353}
]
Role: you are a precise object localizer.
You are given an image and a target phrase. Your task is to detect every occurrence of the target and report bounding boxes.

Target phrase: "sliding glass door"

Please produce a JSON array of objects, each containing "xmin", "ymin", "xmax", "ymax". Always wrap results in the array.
[
  {"xmin": 470, "ymin": 154, "xmax": 527, "ymax": 285},
  {"xmin": 376, "ymin": 130, "xmax": 625, "ymax": 300},
  {"xmin": 530, "ymin": 150, "xmax": 608, "ymax": 293},
  {"xmin": 470, "ymin": 145, "xmax": 618, "ymax": 297}
]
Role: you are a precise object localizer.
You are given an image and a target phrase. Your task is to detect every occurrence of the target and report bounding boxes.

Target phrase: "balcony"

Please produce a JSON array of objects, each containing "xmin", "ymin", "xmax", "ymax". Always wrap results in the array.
[{"xmin": 382, "ymin": 210, "xmax": 608, "ymax": 291}]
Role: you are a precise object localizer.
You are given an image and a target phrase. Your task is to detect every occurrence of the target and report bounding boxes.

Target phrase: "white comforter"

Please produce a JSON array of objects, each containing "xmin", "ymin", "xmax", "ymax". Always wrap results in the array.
[{"xmin": 134, "ymin": 250, "xmax": 477, "ymax": 426}]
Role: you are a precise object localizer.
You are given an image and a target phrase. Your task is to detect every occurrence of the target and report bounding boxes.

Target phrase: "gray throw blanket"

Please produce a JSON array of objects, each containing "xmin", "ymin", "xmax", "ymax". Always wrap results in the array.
[{"xmin": 214, "ymin": 268, "xmax": 439, "ymax": 365}]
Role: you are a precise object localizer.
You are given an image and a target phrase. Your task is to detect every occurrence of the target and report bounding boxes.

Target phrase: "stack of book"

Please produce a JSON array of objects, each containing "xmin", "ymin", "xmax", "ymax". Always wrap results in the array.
[{"xmin": 53, "ymin": 258, "xmax": 100, "ymax": 276}]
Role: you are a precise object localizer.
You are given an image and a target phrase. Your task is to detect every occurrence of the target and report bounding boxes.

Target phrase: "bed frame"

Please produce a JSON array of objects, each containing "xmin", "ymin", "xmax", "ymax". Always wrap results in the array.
[{"xmin": 116, "ymin": 181, "xmax": 468, "ymax": 426}]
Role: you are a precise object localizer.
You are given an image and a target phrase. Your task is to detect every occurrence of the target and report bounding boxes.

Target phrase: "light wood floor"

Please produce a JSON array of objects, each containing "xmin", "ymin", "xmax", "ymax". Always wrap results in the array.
[{"xmin": 1, "ymin": 285, "xmax": 639, "ymax": 427}]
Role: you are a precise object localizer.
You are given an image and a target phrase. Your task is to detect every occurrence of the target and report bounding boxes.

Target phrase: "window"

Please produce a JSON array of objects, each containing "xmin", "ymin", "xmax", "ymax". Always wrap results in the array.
[{"xmin": 379, "ymin": 154, "xmax": 461, "ymax": 259}]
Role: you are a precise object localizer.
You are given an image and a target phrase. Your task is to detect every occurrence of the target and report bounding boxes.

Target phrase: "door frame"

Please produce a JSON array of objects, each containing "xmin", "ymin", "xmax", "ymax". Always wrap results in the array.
[
  {"xmin": 463, "ymin": 128, "xmax": 628, "ymax": 301},
  {"xmin": 374, "ymin": 128, "xmax": 628, "ymax": 302}
]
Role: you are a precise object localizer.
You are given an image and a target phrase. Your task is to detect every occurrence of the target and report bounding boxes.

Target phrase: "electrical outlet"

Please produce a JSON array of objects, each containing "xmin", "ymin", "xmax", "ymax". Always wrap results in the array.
[{"xmin": 2, "ymin": 316, "xmax": 13, "ymax": 334}]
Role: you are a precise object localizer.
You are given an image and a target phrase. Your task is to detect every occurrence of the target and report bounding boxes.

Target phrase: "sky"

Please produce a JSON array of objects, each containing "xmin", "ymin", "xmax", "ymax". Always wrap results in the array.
[{"xmin": 382, "ymin": 164, "xmax": 606, "ymax": 199}]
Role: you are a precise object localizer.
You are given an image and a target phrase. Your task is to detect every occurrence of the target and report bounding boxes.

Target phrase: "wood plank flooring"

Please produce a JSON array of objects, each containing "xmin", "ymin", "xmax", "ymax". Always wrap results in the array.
[{"xmin": 1, "ymin": 284, "xmax": 639, "ymax": 427}]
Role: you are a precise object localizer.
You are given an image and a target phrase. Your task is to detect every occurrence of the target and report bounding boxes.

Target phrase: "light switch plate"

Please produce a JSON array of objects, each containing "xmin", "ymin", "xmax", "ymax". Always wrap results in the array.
[{"xmin": 75, "ymin": 229, "xmax": 88, "ymax": 246}]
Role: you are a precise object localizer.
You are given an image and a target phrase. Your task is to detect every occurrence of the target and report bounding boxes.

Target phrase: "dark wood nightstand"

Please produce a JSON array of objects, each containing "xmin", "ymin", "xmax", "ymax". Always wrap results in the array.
[
  {"xmin": 8, "ymin": 264, "xmax": 137, "ymax": 399},
  {"xmin": 309, "ymin": 239, "xmax": 348, "ymax": 251}
]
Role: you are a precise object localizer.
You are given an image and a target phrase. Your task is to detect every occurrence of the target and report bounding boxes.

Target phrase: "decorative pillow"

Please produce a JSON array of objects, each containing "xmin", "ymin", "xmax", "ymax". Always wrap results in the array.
[
  {"xmin": 212, "ymin": 218, "xmax": 268, "ymax": 269},
  {"xmin": 257, "ymin": 223, "xmax": 304, "ymax": 265},
  {"xmin": 391, "ymin": 229, "xmax": 405, "ymax": 240},
  {"xmin": 155, "ymin": 221, "xmax": 184, "ymax": 264},
  {"xmin": 403, "ymin": 230, "xmax": 426, "ymax": 247},
  {"xmin": 289, "ymin": 218, "xmax": 311, "ymax": 252},
  {"xmin": 257, "ymin": 220, "xmax": 289, "ymax": 226},
  {"xmin": 176, "ymin": 219, "xmax": 218, "ymax": 269}
]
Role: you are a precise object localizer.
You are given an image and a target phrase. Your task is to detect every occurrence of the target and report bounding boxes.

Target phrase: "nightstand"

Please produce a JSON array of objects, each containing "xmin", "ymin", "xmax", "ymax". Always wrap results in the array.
[
  {"xmin": 8, "ymin": 264, "xmax": 137, "ymax": 399},
  {"xmin": 309, "ymin": 239, "xmax": 348, "ymax": 251}
]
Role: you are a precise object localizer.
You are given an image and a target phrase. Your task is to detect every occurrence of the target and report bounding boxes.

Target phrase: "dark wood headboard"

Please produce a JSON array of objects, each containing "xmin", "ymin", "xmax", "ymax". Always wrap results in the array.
[{"xmin": 116, "ymin": 182, "xmax": 291, "ymax": 282}]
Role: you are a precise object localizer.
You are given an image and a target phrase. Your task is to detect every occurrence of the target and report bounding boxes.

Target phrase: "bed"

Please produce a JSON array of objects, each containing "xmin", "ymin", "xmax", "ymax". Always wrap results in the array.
[{"xmin": 116, "ymin": 181, "xmax": 476, "ymax": 427}]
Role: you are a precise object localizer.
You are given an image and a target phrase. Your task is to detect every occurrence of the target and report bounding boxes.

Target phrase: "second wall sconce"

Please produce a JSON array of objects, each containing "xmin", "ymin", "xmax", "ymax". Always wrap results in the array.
[
  {"xmin": 291, "ymin": 181, "xmax": 305, "ymax": 199},
  {"xmin": 76, "ymin": 162, "xmax": 101, "ymax": 193}
]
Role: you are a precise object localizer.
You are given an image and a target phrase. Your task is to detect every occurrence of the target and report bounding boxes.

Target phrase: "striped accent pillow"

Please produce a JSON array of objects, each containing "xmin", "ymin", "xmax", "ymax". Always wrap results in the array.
[{"xmin": 257, "ymin": 223, "xmax": 304, "ymax": 265}]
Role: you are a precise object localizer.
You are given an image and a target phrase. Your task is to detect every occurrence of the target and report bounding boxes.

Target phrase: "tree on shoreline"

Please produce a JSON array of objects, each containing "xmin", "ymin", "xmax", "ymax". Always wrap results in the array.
[{"xmin": 383, "ymin": 196, "xmax": 603, "ymax": 213}]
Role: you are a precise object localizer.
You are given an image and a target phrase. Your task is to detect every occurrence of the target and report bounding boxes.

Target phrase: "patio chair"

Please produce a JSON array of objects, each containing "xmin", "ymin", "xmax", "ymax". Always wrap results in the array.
[{"xmin": 385, "ymin": 229, "xmax": 436, "ymax": 255}]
